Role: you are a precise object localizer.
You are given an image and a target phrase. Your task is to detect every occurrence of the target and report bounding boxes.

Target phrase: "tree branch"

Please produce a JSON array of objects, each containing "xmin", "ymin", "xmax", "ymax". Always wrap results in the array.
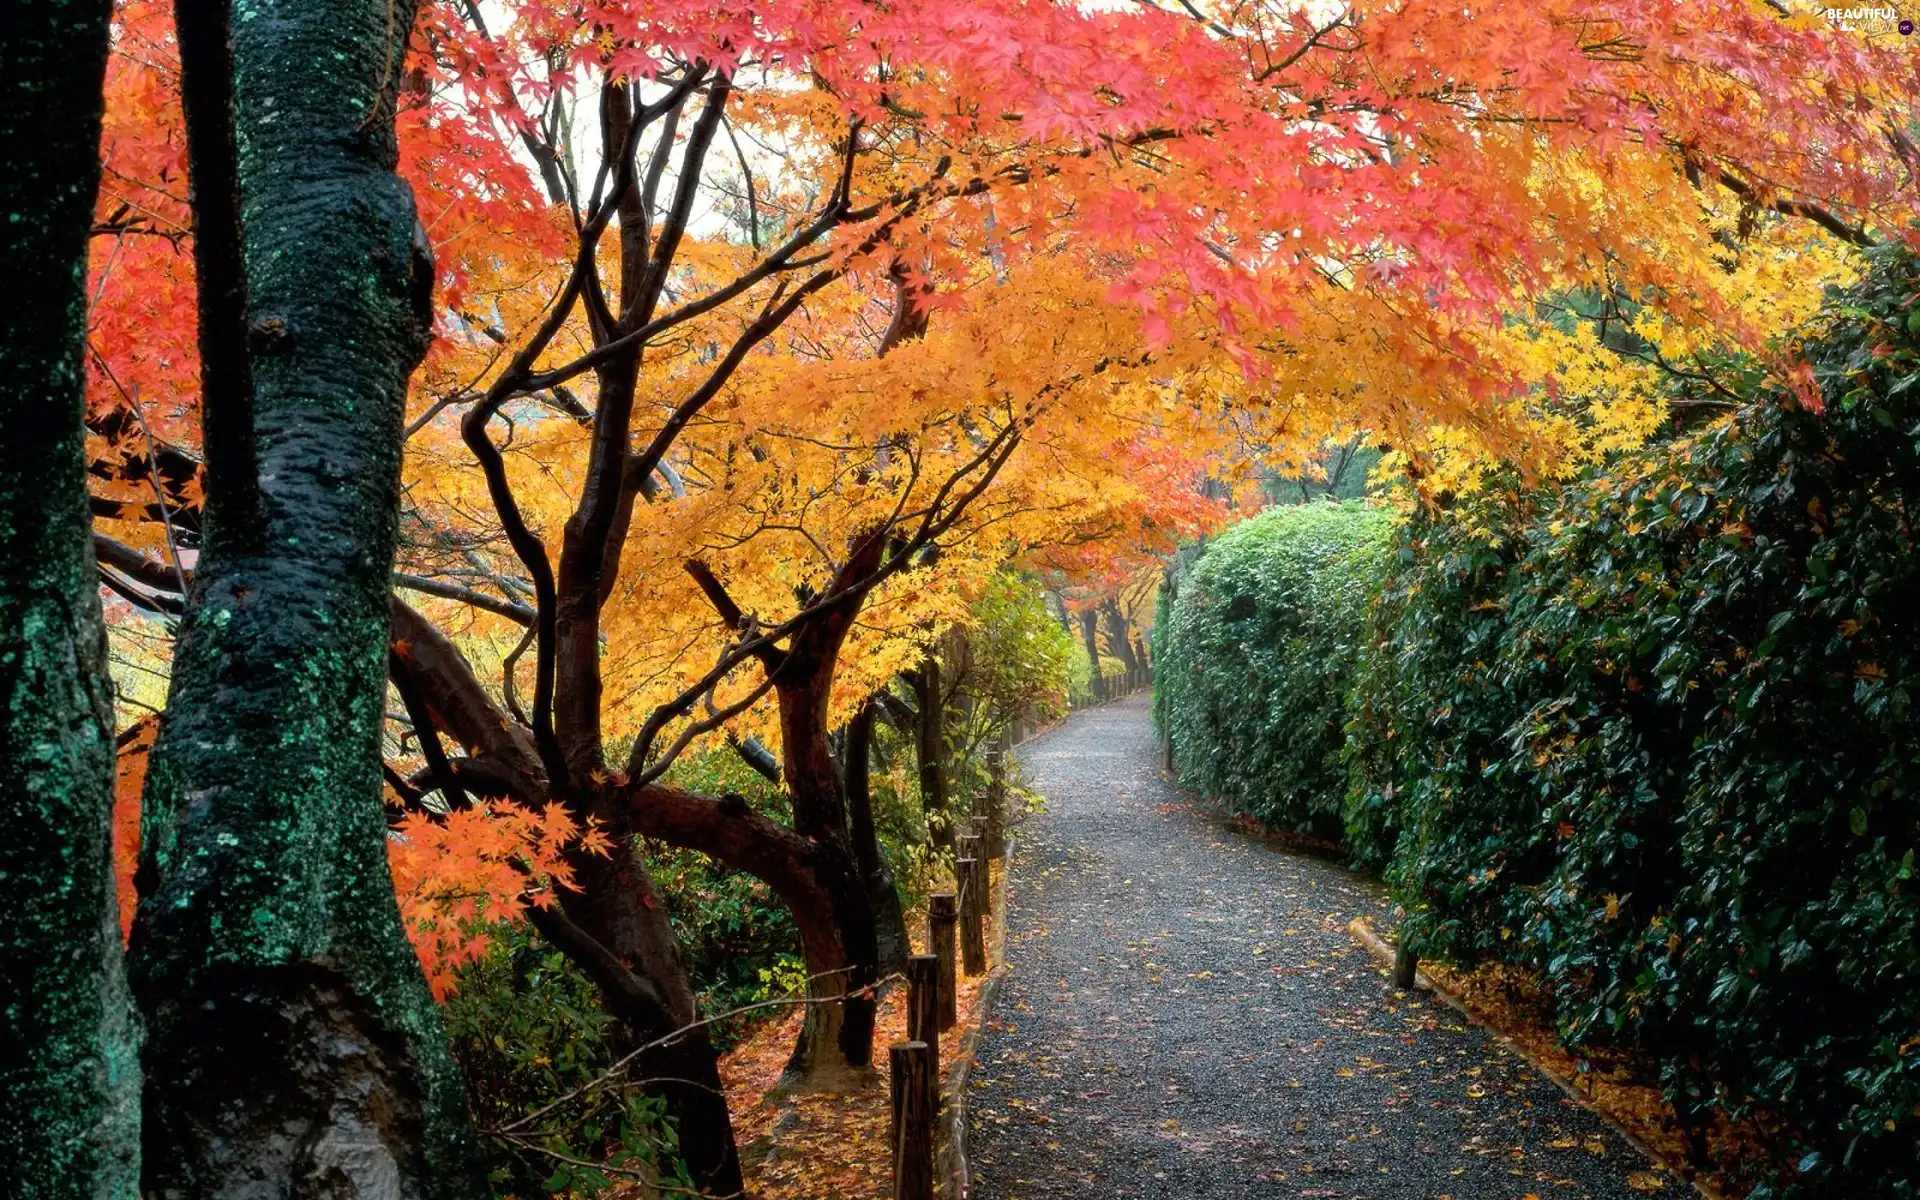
[{"xmin": 392, "ymin": 571, "xmax": 535, "ymax": 625}]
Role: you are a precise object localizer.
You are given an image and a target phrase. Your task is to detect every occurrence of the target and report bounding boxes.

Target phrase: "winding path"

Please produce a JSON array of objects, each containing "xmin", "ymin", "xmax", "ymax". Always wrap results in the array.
[{"xmin": 968, "ymin": 695, "xmax": 1673, "ymax": 1200}]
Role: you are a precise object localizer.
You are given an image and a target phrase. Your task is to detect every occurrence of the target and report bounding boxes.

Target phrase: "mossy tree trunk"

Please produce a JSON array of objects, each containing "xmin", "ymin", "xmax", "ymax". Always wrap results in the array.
[
  {"xmin": 0, "ymin": 4, "xmax": 141, "ymax": 1196},
  {"xmin": 127, "ymin": 1, "xmax": 484, "ymax": 1194}
]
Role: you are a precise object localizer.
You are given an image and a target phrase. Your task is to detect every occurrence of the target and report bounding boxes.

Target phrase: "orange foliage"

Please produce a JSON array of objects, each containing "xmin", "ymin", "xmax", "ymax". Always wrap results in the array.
[
  {"xmin": 386, "ymin": 804, "xmax": 611, "ymax": 999},
  {"xmin": 112, "ymin": 721, "xmax": 608, "ymax": 991},
  {"xmin": 111, "ymin": 718, "xmax": 155, "ymax": 942}
]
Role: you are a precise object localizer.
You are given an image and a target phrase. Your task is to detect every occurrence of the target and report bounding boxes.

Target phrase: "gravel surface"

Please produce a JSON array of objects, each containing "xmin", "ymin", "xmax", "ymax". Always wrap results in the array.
[{"xmin": 967, "ymin": 695, "xmax": 1674, "ymax": 1200}]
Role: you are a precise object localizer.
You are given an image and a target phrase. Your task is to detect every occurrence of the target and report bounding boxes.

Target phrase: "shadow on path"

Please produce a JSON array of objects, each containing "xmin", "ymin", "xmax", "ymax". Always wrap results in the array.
[{"xmin": 968, "ymin": 695, "xmax": 1672, "ymax": 1200}]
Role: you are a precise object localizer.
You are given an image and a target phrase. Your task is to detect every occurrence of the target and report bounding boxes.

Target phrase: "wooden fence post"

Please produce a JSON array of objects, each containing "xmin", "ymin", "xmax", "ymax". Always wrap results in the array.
[
  {"xmin": 890, "ymin": 1041, "xmax": 934, "ymax": 1200},
  {"xmin": 1393, "ymin": 928, "xmax": 1419, "ymax": 990},
  {"xmin": 982, "ymin": 747, "xmax": 1007, "ymax": 860},
  {"xmin": 958, "ymin": 831, "xmax": 989, "ymax": 918},
  {"xmin": 928, "ymin": 893, "xmax": 958, "ymax": 1031},
  {"xmin": 957, "ymin": 854, "xmax": 987, "ymax": 976},
  {"xmin": 906, "ymin": 953, "xmax": 941, "ymax": 1118}
]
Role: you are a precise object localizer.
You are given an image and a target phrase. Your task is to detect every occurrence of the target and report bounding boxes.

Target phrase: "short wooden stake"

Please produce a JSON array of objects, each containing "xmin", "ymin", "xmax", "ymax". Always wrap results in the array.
[
  {"xmin": 958, "ymin": 832, "xmax": 990, "ymax": 918},
  {"xmin": 1392, "ymin": 933, "xmax": 1419, "ymax": 990},
  {"xmin": 983, "ymin": 750, "xmax": 1007, "ymax": 860},
  {"xmin": 890, "ymin": 1041, "xmax": 934, "ymax": 1200},
  {"xmin": 957, "ymin": 856, "xmax": 987, "ymax": 976},
  {"xmin": 928, "ymin": 893, "xmax": 958, "ymax": 1031},
  {"xmin": 906, "ymin": 954, "xmax": 941, "ymax": 1116}
]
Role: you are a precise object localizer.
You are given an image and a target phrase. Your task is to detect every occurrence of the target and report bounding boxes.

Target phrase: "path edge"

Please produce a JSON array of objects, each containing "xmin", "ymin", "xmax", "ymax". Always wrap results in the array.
[{"xmin": 1348, "ymin": 916, "xmax": 1719, "ymax": 1200}]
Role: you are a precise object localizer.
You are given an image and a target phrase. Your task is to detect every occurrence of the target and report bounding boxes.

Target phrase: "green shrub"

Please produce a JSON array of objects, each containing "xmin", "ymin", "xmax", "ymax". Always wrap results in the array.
[
  {"xmin": 1342, "ymin": 487, "xmax": 1542, "ymax": 878},
  {"xmin": 951, "ymin": 572, "xmax": 1076, "ymax": 771},
  {"xmin": 1158, "ymin": 500, "xmax": 1391, "ymax": 837},
  {"xmin": 444, "ymin": 926, "xmax": 691, "ymax": 1197},
  {"xmin": 1352, "ymin": 246, "xmax": 1920, "ymax": 1196}
]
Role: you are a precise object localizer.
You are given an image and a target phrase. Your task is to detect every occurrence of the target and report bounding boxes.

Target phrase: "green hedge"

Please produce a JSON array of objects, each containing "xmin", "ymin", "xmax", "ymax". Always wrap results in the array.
[
  {"xmin": 1157, "ymin": 501, "xmax": 1390, "ymax": 838},
  {"xmin": 1160, "ymin": 248, "xmax": 1920, "ymax": 1195},
  {"xmin": 1345, "ymin": 248, "xmax": 1920, "ymax": 1197}
]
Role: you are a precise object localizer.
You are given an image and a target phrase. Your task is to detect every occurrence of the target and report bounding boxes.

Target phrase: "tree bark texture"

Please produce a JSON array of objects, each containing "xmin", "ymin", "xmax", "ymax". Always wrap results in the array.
[
  {"xmin": 1078, "ymin": 607, "xmax": 1104, "ymax": 700},
  {"xmin": 1102, "ymin": 600, "xmax": 1141, "ymax": 679},
  {"xmin": 682, "ymin": 541, "xmax": 887, "ymax": 1088},
  {"xmin": 765, "ymin": 546, "xmax": 886, "ymax": 1087},
  {"xmin": 128, "ymin": 2, "xmax": 484, "ymax": 1194},
  {"xmin": 0, "ymin": 4, "xmax": 142, "ymax": 1196},
  {"xmin": 845, "ymin": 699, "xmax": 911, "ymax": 976}
]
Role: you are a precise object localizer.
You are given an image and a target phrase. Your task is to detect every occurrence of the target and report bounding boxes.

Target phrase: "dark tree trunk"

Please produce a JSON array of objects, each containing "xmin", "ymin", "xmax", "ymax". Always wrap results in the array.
[
  {"xmin": 684, "ymin": 544, "xmax": 884, "ymax": 1090},
  {"xmin": 388, "ymin": 603, "xmax": 746, "ymax": 1196},
  {"xmin": 1103, "ymin": 601, "xmax": 1141, "ymax": 678},
  {"xmin": 910, "ymin": 659, "xmax": 952, "ymax": 849},
  {"xmin": 772, "ymin": 634, "xmax": 880, "ymax": 1089},
  {"xmin": 553, "ymin": 842, "xmax": 742, "ymax": 1195},
  {"xmin": 504, "ymin": 77, "xmax": 748, "ymax": 1197},
  {"xmin": 845, "ymin": 699, "xmax": 911, "ymax": 976},
  {"xmin": 1079, "ymin": 607, "xmax": 1104, "ymax": 700},
  {"xmin": 0, "ymin": 5, "xmax": 141, "ymax": 1195},
  {"xmin": 1048, "ymin": 590, "xmax": 1073, "ymax": 633},
  {"xmin": 128, "ymin": 2, "xmax": 484, "ymax": 1194},
  {"xmin": 628, "ymin": 778, "xmax": 875, "ymax": 1091}
]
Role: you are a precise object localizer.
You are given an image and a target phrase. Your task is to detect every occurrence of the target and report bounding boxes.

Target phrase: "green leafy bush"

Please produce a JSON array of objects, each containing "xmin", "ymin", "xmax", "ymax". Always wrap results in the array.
[
  {"xmin": 952, "ymin": 572, "xmax": 1076, "ymax": 769},
  {"xmin": 444, "ymin": 926, "xmax": 691, "ymax": 1197},
  {"xmin": 1349, "ymin": 247, "xmax": 1920, "ymax": 1196},
  {"xmin": 1342, "ymin": 488, "xmax": 1540, "ymax": 877},
  {"xmin": 1158, "ymin": 500, "xmax": 1391, "ymax": 837}
]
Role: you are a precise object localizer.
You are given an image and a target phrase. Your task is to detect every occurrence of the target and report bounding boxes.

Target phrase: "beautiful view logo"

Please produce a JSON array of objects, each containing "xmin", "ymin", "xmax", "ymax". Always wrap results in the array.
[{"xmin": 1821, "ymin": 5, "xmax": 1915, "ymax": 32}]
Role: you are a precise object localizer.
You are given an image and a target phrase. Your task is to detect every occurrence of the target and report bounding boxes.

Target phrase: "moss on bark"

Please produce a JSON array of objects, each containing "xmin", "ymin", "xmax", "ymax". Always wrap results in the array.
[
  {"xmin": 0, "ymin": 4, "xmax": 142, "ymax": 1196},
  {"xmin": 128, "ymin": 1, "xmax": 483, "ymax": 1194}
]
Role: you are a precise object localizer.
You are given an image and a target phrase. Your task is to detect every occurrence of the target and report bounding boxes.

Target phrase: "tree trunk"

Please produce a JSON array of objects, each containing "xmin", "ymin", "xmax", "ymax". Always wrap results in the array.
[
  {"xmin": 128, "ymin": 2, "xmax": 483, "ymax": 1194},
  {"xmin": 1103, "ymin": 601, "xmax": 1141, "ymax": 679},
  {"xmin": 0, "ymin": 5, "xmax": 141, "ymax": 1195},
  {"xmin": 911, "ymin": 660, "xmax": 952, "ymax": 849},
  {"xmin": 775, "ymin": 662, "xmax": 880, "ymax": 1090},
  {"xmin": 390, "ymin": 603, "xmax": 744, "ymax": 1194},
  {"xmin": 628, "ymin": 779, "xmax": 876, "ymax": 1092},
  {"xmin": 1079, "ymin": 607, "xmax": 1104, "ymax": 701},
  {"xmin": 554, "ymin": 842, "xmax": 743, "ymax": 1195},
  {"xmin": 680, "ymin": 540, "xmax": 888, "ymax": 1089},
  {"xmin": 844, "ymin": 699, "xmax": 910, "ymax": 976}
]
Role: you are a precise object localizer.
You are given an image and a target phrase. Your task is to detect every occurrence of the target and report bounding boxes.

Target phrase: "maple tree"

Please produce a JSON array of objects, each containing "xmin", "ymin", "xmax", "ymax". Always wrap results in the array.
[{"xmin": 7, "ymin": 0, "xmax": 1915, "ymax": 1194}]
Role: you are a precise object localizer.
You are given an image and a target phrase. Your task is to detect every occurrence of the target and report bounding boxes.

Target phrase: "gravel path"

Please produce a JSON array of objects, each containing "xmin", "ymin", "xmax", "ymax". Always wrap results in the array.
[{"xmin": 967, "ymin": 695, "xmax": 1673, "ymax": 1200}]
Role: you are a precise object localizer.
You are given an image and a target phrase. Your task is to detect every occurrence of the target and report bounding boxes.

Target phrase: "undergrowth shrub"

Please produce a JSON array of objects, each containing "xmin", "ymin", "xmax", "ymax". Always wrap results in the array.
[
  {"xmin": 1158, "ymin": 500, "xmax": 1390, "ymax": 837},
  {"xmin": 444, "ymin": 925, "xmax": 692, "ymax": 1197}
]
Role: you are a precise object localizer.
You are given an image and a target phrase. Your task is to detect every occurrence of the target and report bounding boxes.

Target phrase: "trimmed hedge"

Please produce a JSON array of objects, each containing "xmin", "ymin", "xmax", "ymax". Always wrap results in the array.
[
  {"xmin": 1163, "ymin": 247, "xmax": 1920, "ymax": 1196},
  {"xmin": 1353, "ymin": 249, "xmax": 1920, "ymax": 1197},
  {"xmin": 1157, "ymin": 501, "xmax": 1390, "ymax": 838}
]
